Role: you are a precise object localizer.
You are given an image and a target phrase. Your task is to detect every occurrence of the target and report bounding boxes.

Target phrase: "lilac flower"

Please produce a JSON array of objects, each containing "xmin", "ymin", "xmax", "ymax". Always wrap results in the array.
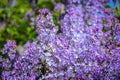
[
  {"xmin": 2, "ymin": 40, "xmax": 16, "ymax": 59},
  {"xmin": 24, "ymin": 10, "xmax": 35, "ymax": 21},
  {"xmin": 54, "ymin": 3, "xmax": 64, "ymax": 12},
  {"xmin": 0, "ymin": 22, "xmax": 6, "ymax": 29},
  {"xmin": 1, "ymin": 0, "xmax": 120, "ymax": 80},
  {"xmin": 2, "ymin": 41, "xmax": 44, "ymax": 80}
]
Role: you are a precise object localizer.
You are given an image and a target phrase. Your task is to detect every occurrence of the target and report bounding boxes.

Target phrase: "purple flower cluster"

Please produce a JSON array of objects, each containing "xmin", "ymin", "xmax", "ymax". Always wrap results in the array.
[
  {"xmin": 2, "ymin": 41, "xmax": 45, "ymax": 80},
  {"xmin": 2, "ymin": 40, "xmax": 16, "ymax": 60},
  {"xmin": 1, "ymin": 0, "xmax": 120, "ymax": 80}
]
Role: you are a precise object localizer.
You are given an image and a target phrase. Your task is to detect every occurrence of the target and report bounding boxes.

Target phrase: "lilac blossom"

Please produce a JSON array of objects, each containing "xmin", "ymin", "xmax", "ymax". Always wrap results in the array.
[
  {"xmin": 54, "ymin": 3, "xmax": 64, "ymax": 13},
  {"xmin": 1, "ymin": 0, "xmax": 120, "ymax": 80},
  {"xmin": 2, "ymin": 40, "xmax": 16, "ymax": 60}
]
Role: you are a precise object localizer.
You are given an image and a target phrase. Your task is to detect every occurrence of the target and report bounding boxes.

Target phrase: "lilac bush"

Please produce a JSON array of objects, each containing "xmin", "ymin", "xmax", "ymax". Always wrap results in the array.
[{"xmin": 1, "ymin": 0, "xmax": 120, "ymax": 80}]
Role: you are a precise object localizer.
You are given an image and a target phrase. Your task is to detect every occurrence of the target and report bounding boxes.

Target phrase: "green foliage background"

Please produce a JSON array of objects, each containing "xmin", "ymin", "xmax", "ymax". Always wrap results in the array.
[
  {"xmin": 0, "ymin": 0, "xmax": 63, "ymax": 50},
  {"xmin": 0, "ymin": 0, "xmax": 35, "ymax": 49}
]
